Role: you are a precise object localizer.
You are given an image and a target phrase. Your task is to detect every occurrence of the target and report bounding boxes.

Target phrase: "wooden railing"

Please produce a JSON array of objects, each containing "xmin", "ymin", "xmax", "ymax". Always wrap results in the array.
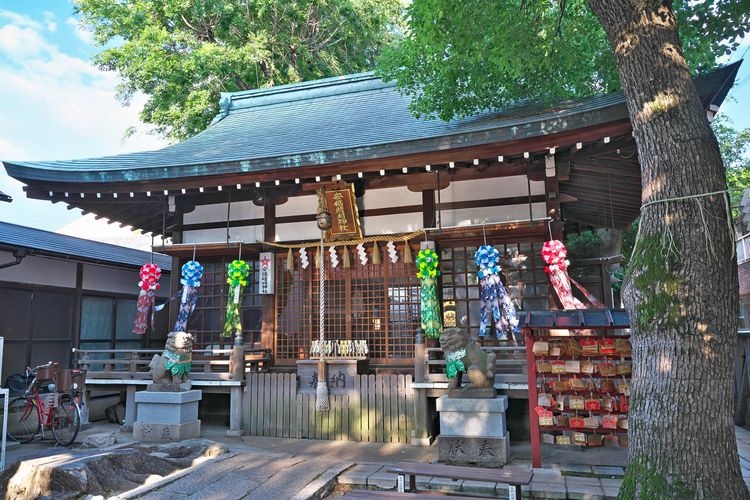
[
  {"xmin": 71, "ymin": 346, "xmax": 272, "ymax": 382},
  {"xmin": 415, "ymin": 342, "xmax": 528, "ymax": 389}
]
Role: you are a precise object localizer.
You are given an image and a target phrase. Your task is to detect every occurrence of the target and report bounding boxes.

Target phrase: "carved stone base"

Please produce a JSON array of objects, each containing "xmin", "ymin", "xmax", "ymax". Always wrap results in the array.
[
  {"xmin": 438, "ymin": 434, "xmax": 509, "ymax": 466},
  {"xmin": 133, "ymin": 420, "xmax": 201, "ymax": 443},
  {"xmin": 134, "ymin": 389, "xmax": 202, "ymax": 443}
]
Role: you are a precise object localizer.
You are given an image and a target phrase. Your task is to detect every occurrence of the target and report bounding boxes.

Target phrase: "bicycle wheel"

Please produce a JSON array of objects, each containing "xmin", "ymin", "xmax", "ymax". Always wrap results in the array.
[
  {"xmin": 7, "ymin": 397, "xmax": 40, "ymax": 443},
  {"xmin": 51, "ymin": 394, "xmax": 81, "ymax": 446}
]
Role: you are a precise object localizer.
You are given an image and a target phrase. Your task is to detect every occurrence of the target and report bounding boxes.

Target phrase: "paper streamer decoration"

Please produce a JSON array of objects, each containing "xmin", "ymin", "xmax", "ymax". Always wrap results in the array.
[
  {"xmin": 223, "ymin": 259, "xmax": 249, "ymax": 337},
  {"xmin": 416, "ymin": 248, "xmax": 442, "ymax": 338},
  {"xmin": 133, "ymin": 263, "xmax": 161, "ymax": 335},
  {"xmin": 174, "ymin": 260, "xmax": 203, "ymax": 332},
  {"xmin": 343, "ymin": 246, "xmax": 351, "ymax": 268},
  {"xmin": 473, "ymin": 245, "xmax": 519, "ymax": 339},
  {"xmin": 300, "ymin": 247, "xmax": 309, "ymax": 269},
  {"xmin": 542, "ymin": 240, "xmax": 586, "ymax": 309},
  {"xmin": 329, "ymin": 246, "xmax": 339, "ymax": 268},
  {"xmin": 357, "ymin": 243, "xmax": 368, "ymax": 265},
  {"xmin": 387, "ymin": 241, "xmax": 398, "ymax": 263}
]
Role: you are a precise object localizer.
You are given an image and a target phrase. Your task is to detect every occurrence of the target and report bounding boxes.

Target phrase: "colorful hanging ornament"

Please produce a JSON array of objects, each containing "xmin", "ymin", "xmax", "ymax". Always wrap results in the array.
[
  {"xmin": 386, "ymin": 241, "xmax": 398, "ymax": 263},
  {"xmin": 445, "ymin": 348, "xmax": 467, "ymax": 379},
  {"xmin": 416, "ymin": 248, "xmax": 442, "ymax": 338},
  {"xmin": 473, "ymin": 245, "xmax": 519, "ymax": 339},
  {"xmin": 541, "ymin": 240, "xmax": 587, "ymax": 309},
  {"xmin": 223, "ymin": 259, "xmax": 249, "ymax": 337},
  {"xmin": 357, "ymin": 243, "xmax": 368, "ymax": 265},
  {"xmin": 133, "ymin": 263, "xmax": 161, "ymax": 335},
  {"xmin": 173, "ymin": 260, "xmax": 203, "ymax": 332},
  {"xmin": 300, "ymin": 247, "xmax": 309, "ymax": 269}
]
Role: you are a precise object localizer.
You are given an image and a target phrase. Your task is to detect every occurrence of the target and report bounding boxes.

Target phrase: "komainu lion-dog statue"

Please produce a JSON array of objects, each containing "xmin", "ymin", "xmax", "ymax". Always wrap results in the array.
[
  {"xmin": 150, "ymin": 331, "xmax": 195, "ymax": 385},
  {"xmin": 439, "ymin": 327, "xmax": 496, "ymax": 398}
]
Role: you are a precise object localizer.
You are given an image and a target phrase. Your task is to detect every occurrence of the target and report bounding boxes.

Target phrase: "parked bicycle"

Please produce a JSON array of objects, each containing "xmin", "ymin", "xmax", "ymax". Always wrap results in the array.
[{"xmin": 6, "ymin": 361, "xmax": 84, "ymax": 446}]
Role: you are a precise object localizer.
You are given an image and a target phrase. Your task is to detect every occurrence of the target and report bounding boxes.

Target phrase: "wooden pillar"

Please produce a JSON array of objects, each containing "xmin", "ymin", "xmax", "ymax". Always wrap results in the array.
[
  {"xmin": 124, "ymin": 385, "xmax": 137, "ymax": 427},
  {"xmin": 544, "ymin": 175, "xmax": 563, "ymax": 240},
  {"xmin": 411, "ymin": 331, "xmax": 431, "ymax": 446},
  {"xmin": 261, "ymin": 202, "xmax": 276, "ymax": 351},
  {"xmin": 227, "ymin": 345, "xmax": 246, "ymax": 436},
  {"xmin": 167, "ymin": 211, "xmax": 184, "ymax": 336},
  {"xmin": 422, "ymin": 190, "xmax": 435, "ymax": 229},
  {"xmin": 524, "ymin": 327, "xmax": 542, "ymax": 468}
]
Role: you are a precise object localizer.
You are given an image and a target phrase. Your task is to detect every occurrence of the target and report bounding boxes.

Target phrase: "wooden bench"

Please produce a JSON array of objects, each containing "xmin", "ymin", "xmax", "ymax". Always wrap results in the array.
[
  {"xmin": 346, "ymin": 490, "xmax": 480, "ymax": 499},
  {"xmin": 386, "ymin": 461, "xmax": 532, "ymax": 500}
]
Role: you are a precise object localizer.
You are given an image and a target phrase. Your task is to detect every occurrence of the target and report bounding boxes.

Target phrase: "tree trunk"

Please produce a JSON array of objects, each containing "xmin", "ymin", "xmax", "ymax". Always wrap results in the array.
[{"xmin": 588, "ymin": 1, "xmax": 747, "ymax": 498}]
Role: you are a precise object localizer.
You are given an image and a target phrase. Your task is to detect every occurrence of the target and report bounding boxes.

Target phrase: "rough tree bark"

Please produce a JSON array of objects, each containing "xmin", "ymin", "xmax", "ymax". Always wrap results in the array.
[{"xmin": 588, "ymin": 1, "xmax": 748, "ymax": 498}]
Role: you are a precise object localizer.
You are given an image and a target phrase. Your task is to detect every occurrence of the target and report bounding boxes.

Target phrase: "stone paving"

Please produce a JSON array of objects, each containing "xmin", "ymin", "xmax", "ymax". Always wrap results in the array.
[{"xmin": 5, "ymin": 424, "xmax": 750, "ymax": 498}]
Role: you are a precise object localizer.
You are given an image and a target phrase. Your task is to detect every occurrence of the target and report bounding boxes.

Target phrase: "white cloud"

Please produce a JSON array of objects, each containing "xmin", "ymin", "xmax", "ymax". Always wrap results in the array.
[
  {"xmin": 43, "ymin": 11, "xmax": 57, "ymax": 32},
  {"xmin": 0, "ymin": 24, "xmax": 47, "ymax": 58},
  {"xmin": 0, "ymin": 9, "xmax": 43, "ymax": 31},
  {"xmin": 66, "ymin": 16, "xmax": 93, "ymax": 45},
  {"xmin": 0, "ymin": 8, "xmax": 168, "ymax": 231}
]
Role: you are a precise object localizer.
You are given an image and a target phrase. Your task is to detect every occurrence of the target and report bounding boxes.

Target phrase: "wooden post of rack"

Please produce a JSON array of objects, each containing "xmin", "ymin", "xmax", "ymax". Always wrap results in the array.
[{"xmin": 524, "ymin": 326, "xmax": 542, "ymax": 468}]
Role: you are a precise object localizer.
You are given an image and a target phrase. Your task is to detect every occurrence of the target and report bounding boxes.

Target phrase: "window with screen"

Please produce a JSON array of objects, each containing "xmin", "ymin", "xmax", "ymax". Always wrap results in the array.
[
  {"xmin": 440, "ymin": 242, "xmax": 548, "ymax": 339},
  {"xmin": 186, "ymin": 259, "xmax": 263, "ymax": 349},
  {"xmin": 276, "ymin": 244, "xmax": 420, "ymax": 365}
]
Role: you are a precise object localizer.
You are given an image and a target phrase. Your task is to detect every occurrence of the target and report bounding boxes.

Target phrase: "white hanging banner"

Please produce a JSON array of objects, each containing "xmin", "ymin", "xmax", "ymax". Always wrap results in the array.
[{"xmin": 259, "ymin": 252, "xmax": 275, "ymax": 294}]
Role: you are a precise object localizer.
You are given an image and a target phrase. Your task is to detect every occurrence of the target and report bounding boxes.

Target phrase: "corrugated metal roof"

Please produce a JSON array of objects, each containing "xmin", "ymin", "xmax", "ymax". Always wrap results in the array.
[{"xmin": 0, "ymin": 221, "xmax": 172, "ymax": 271}]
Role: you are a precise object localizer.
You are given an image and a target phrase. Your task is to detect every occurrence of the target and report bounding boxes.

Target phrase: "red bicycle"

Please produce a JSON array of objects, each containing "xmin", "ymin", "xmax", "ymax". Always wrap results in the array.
[{"xmin": 6, "ymin": 362, "xmax": 83, "ymax": 446}]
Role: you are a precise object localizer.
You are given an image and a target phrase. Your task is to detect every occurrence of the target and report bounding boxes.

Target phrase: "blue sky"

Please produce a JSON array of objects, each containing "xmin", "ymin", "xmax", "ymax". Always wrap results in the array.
[{"xmin": 0, "ymin": 1, "xmax": 748, "ymax": 233}]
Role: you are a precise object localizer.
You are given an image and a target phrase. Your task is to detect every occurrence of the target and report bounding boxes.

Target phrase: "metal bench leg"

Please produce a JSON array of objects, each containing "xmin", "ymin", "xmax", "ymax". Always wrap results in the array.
[
  {"xmin": 509, "ymin": 483, "xmax": 521, "ymax": 500},
  {"xmin": 397, "ymin": 474, "xmax": 406, "ymax": 493}
]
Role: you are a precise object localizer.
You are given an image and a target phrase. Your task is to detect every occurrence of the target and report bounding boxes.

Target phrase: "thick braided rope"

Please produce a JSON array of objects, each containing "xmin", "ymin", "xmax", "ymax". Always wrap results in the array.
[{"xmin": 319, "ymin": 233, "xmax": 325, "ymax": 358}]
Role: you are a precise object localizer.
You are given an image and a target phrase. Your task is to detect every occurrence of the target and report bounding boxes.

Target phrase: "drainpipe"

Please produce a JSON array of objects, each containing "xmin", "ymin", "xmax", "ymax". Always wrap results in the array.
[{"xmin": 0, "ymin": 248, "xmax": 28, "ymax": 270}]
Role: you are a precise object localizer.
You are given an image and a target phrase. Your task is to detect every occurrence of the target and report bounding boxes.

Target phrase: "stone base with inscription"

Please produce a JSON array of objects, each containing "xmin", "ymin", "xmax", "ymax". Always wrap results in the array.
[
  {"xmin": 436, "ymin": 395, "xmax": 509, "ymax": 465},
  {"xmin": 133, "ymin": 389, "xmax": 202, "ymax": 443}
]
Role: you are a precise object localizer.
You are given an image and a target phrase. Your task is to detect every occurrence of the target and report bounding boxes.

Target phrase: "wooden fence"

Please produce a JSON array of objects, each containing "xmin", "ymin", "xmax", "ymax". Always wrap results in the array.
[{"xmin": 245, "ymin": 373, "xmax": 415, "ymax": 443}]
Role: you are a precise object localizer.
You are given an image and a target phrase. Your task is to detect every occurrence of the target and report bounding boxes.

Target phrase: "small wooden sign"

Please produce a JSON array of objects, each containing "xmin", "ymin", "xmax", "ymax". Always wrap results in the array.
[
  {"xmin": 259, "ymin": 252, "xmax": 274, "ymax": 294},
  {"xmin": 324, "ymin": 184, "xmax": 362, "ymax": 241}
]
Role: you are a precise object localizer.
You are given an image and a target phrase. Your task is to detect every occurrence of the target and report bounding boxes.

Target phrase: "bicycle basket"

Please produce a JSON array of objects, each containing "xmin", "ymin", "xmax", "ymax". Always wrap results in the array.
[
  {"xmin": 36, "ymin": 362, "xmax": 60, "ymax": 381},
  {"xmin": 56, "ymin": 369, "xmax": 86, "ymax": 392}
]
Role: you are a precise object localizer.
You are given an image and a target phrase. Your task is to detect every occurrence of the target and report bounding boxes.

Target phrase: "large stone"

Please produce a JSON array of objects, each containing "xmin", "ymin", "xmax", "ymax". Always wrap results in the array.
[
  {"xmin": 436, "ymin": 395, "xmax": 508, "ymax": 438},
  {"xmin": 81, "ymin": 433, "xmax": 118, "ymax": 449}
]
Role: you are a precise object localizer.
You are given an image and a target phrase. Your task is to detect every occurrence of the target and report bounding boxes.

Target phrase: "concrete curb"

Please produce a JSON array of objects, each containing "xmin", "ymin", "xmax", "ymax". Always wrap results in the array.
[{"xmin": 292, "ymin": 461, "xmax": 355, "ymax": 500}]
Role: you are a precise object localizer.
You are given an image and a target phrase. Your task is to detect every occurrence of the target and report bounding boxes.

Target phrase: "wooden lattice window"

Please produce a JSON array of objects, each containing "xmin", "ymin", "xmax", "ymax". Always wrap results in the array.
[
  {"xmin": 187, "ymin": 259, "xmax": 263, "ymax": 349},
  {"xmin": 276, "ymin": 244, "xmax": 420, "ymax": 364},
  {"xmin": 440, "ymin": 242, "xmax": 548, "ymax": 337}
]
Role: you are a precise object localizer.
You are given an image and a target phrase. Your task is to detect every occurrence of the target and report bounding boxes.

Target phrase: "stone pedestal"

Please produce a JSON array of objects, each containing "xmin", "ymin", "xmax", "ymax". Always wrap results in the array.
[
  {"xmin": 436, "ymin": 395, "xmax": 509, "ymax": 466},
  {"xmin": 133, "ymin": 389, "xmax": 202, "ymax": 442}
]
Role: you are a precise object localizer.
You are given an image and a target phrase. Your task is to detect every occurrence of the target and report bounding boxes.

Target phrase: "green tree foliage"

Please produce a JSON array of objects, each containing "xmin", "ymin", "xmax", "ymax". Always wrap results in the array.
[
  {"xmin": 713, "ymin": 115, "xmax": 750, "ymax": 217},
  {"xmin": 377, "ymin": 1, "xmax": 748, "ymax": 121},
  {"xmin": 75, "ymin": 0, "xmax": 404, "ymax": 141}
]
